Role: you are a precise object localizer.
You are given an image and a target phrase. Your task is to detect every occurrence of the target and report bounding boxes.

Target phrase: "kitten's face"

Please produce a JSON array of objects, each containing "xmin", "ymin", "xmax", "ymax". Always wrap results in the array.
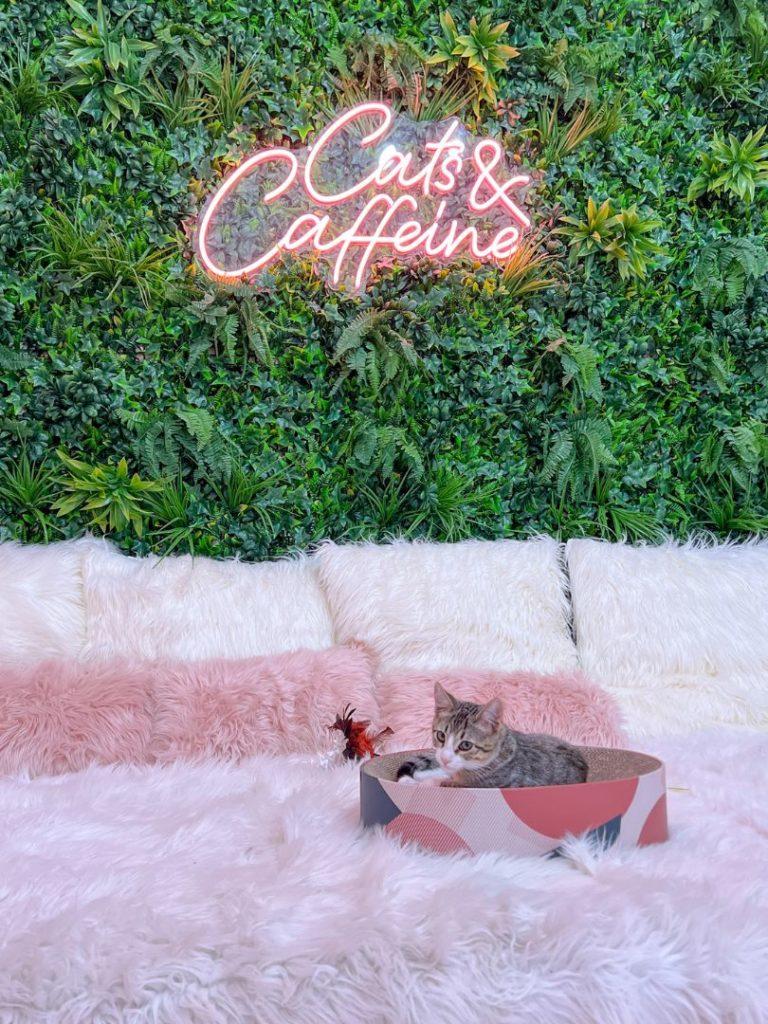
[{"xmin": 432, "ymin": 683, "xmax": 503, "ymax": 774}]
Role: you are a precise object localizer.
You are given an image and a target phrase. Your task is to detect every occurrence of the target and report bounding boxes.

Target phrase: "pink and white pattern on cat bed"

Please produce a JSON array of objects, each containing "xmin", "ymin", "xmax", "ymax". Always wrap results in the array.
[{"xmin": 360, "ymin": 747, "xmax": 667, "ymax": 857}]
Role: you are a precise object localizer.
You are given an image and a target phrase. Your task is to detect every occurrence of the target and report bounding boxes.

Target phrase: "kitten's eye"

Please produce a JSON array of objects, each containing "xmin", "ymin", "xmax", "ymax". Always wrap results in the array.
[
  {"xmin": 435, "ymin": 730, "xmax": 445, "ymax": 744},
  {"xmin": 457, "ymin": 740, "xmax": 472, "ymax": 752}
]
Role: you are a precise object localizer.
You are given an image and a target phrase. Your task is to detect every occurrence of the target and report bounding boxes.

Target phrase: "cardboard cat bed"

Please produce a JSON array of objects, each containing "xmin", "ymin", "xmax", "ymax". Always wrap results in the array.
[{"xmin": 360, "ymin": 747, "xmax": 667, "ymax": 857}]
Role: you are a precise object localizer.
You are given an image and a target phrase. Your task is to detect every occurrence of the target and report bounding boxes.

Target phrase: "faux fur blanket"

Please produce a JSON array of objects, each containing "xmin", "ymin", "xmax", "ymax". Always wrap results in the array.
[{"xmin": 2, "ymin": 731, "xmax": 767, "ymax": 1024}]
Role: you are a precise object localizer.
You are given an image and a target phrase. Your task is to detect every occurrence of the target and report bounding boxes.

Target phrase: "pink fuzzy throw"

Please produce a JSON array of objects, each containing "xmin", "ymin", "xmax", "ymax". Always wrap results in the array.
[
  {"xmin": 377, "ymin": 668, "xmax": 626, "ymax": 750},
  {"xmin": 0, "ymin": 659, "xmax": 155, "ymax": 777}
]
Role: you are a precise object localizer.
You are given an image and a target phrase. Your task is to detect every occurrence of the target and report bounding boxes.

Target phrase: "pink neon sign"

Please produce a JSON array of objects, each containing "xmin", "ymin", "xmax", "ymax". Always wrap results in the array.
[{"xmin": 196, "ymin": 102, "xmax": 532, "ymax": 290}]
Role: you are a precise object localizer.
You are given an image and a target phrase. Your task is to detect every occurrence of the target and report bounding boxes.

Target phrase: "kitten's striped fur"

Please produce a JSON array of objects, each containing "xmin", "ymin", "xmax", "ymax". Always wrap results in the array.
[{"xmin": 396, "ymin": 683, "xmax": 588, "ymax": 788}]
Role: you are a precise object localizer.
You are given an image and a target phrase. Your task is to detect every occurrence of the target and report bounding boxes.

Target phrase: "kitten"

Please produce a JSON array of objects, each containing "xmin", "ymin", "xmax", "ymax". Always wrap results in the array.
[{"xmin": 396, "ymin": 682, "xmax": 588, "ymax": 788}]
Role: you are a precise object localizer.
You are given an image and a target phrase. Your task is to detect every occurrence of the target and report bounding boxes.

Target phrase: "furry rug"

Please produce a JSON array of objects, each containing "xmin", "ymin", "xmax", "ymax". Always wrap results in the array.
[{"xmin": 1, "ymin": 730, "xmax": 767, "ymax": 1024}]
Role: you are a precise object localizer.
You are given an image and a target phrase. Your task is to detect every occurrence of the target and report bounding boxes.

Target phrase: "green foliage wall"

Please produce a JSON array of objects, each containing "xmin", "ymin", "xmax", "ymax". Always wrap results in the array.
[{"xmin": 1, "ymin": 0, "xmax": 766, "ymax": 557}]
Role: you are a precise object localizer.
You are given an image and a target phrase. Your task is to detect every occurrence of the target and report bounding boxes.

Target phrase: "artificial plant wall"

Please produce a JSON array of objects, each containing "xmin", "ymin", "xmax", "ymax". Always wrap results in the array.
[{"xmin": 0, "ymin": 0, "xmax": 766, "ymax": 556}]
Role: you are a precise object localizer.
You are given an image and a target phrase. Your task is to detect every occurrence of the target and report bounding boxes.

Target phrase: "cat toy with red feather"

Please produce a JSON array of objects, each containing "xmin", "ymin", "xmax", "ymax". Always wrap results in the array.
[{"xmin": 328, "ymin": 704, "xmax": 393, "ymax": 761}]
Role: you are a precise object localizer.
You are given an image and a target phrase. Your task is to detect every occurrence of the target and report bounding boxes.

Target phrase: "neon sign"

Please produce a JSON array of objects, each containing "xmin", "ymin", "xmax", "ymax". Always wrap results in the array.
[{"xmin": 196, "ymin": 102, "xmax": 532, "ymax": 291}]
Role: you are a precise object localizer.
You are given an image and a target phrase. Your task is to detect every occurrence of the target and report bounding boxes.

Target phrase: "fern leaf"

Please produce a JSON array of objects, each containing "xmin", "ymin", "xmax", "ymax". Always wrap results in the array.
[
  {"xmin": 353, "ymin": 422, "xmax": 378, "ymax": 466},
  {"xmin": 185, "ymin": 336, "xmax": 211, "ymax": 373},
  {"xmin": 365, "ymin": 347, "xmax": 381, "ymax": 395},
  {"xmin": 334, "ymin": 310, "xmax": 375, "ymax": 361},
  {"xmin": 542, "ymin": 436, "xmax": 573, "ymax": 483},
  {"xmin": 220, "ymin": 313, "xmax": 238, "ymax": 363},
  {"xmin": 177, "ymin": 407, "xmax": 214, "ymax": 448},
  {"xmin": 560, "ymin": 343, "xmax": 603, "ymax": 402}
]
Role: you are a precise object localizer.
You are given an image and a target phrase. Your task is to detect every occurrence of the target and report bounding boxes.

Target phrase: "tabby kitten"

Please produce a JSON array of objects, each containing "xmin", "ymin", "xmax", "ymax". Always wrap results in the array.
[{"xmin": 396, "ymin": 682, "xmax": 588, "ymax": 788}]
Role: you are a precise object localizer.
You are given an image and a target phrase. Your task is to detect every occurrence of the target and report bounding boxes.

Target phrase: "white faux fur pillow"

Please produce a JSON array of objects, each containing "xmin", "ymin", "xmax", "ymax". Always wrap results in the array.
[
  {"xmin": 80, "ymin": 540, "xmax": 334, "ymax": 661},
  {"xmin": 313, "ymin": 537, "xmax": 577, "ymax": 674},
  {"xmin": 0, "ymin": 540, "xmax": 87, "ymax": 664},
  {"xmin": 566, "ymin": 538, "xmax": 768, "ymax": 735}
]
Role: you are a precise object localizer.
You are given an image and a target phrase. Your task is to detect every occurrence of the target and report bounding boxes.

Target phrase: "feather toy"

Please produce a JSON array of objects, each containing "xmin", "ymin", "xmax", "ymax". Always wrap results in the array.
[{"xmin": 329, "ymin": 704, "xmax": 393, "ymax": 761}]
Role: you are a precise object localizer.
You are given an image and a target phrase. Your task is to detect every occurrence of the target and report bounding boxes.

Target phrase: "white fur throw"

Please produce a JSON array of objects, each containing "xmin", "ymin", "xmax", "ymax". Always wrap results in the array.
[
  {"xmin": 0, "ymin": 730, "xmax": 766, "ymax": 1022},
  {"xmin": 313, "ymin": 537, "xmax": 578, "ymax": 674},
  {"xmin": 0, "ymin": 540, "xmax": 86, "ymax": 665},
  {"xmin": 566, "ymin": 538, "xmax": 768, "ymax": 735},
  {"xmin": 79, "ymin": 540, "xmax": 334, "ymax": 661}
]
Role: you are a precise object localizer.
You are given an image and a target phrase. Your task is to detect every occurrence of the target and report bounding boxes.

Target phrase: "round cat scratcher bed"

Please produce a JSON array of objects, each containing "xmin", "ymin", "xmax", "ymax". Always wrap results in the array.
[{"xmin": 360, "ymin": 747, "xmax": 667, "ymax": 857}]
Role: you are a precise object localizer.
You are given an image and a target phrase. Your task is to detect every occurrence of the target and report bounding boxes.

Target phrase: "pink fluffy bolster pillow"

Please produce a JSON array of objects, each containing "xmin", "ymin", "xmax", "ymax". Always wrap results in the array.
[
  {"xmin": 377, "ymin": 668, "xmax": 626, "ymax": 750},
  {"xmin": 149, "ymin": 643, "xmax": 378, "ymax": 764},
  {"xmin": 0, "ymin": 659, "xmax": 156, "ymax": 777},
  {"xmin": 0, "ymin": 644, "xmax": 379, "ymax": 777}
]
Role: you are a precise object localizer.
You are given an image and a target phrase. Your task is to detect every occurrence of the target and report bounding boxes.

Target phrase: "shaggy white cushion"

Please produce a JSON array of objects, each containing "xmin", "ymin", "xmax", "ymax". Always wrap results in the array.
[
  {"xmin": 0, "ymin": 540, "xmax": 86, "ymax": 665},
  {"xmin": 567, "ymin": 538, "xmax": 768, "ymax": 735},
  {"xmin": 313, "ymin": 537, "xmax": 577, "ymax": 673},
  {"xmin": 80, "ymin": 540, "xmax": 334, "ymax": 661}
]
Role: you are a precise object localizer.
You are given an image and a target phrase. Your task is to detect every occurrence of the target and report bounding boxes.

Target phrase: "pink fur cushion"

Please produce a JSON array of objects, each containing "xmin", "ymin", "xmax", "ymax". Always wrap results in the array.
[
  {"xmin": 0, "ymin": 645, "xmax": 379, "ymax": 777},
  {"xmin": 0, "ymin": 660, "xmax": 155, "ymax": 777},
  {"xmin": 378, "ymin": 668, "xmax": 626, "ymax": 750},
  {"xmin": 149, "ymin": 644, "xmax": 379, "ymax": 763}
]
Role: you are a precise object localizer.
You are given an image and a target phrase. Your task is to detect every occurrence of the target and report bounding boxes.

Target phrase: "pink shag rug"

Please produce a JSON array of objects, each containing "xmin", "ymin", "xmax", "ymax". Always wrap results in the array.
[{"xmin": 1, "ymin": 729, "xmax": 767, "ymax": 1023}]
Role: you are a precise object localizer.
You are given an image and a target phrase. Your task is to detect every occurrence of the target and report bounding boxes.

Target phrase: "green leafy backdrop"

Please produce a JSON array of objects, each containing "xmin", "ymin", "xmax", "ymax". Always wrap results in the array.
[{"xmin": 0, "ymin": 0, "xmax": 766, "ymax": 557}]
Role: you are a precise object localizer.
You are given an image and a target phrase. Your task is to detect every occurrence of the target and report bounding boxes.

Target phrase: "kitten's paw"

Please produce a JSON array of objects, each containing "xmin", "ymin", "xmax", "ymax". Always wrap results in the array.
[
  {"xmin": 398, "ymin": 775, "xmax": 416, "ymax": 785},
  {"xmin": 412, "ymin": 769, "xmax": 450, "ymax": 786}
]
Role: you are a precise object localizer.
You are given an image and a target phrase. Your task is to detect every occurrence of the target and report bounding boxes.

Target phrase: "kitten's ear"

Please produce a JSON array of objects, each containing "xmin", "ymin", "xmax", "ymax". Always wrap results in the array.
[
  {"xmin": 477, "ymin": 697, "xmax": 503, "ymax": 729},
  {"xmin": 434, "ymin": 682, "xmax": 457, "ymax": 712}
]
